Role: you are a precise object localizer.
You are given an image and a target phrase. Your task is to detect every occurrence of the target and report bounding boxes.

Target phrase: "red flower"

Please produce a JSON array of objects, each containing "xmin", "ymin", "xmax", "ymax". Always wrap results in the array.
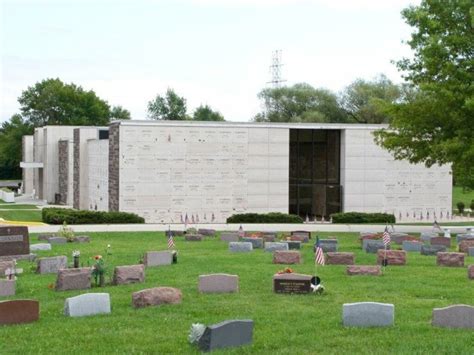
[{"xmin": 94, "ymin": 255, "xmax": 102, "ymax": 260}]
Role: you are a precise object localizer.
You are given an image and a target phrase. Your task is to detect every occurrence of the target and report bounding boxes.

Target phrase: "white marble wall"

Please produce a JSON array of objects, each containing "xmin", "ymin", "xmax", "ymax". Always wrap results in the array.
[
  {"xmin": 118, "ymin": 124, "xmax": 289, "ymax": 223},
  {"xmin": 22, "ymin": 135, "xmax": 34, "ymax": 195},
  {"xmin": 341, "ymin": 128, "xmax": 452, "ymax": 221},
  {"xmin": 87, "ymin": 139, "xmax": 109, "ymax": 211}
]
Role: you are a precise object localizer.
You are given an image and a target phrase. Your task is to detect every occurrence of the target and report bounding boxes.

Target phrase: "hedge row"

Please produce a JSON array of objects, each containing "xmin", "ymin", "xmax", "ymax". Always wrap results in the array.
[
  {"xmin": 42, "ymin": 208, "xmax": 145, "ymax": 224},
  {"xmin": 330, "ymin": 212, "xmax": 396, "ymax": 224},
  {"xmin": 227, "ymin": 212, "xmax": 303, "ymax": 224}
]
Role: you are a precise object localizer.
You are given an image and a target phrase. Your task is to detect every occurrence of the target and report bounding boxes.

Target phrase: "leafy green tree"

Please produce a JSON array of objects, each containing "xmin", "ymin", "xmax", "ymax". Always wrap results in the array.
[
  {"xmin": 110, "ymin": 105, "xmax": 131, "ymax": 120},
  {"xmin": 374, "ymin": 1, "xmax": 474, "ymax": 188},
  {"xmin": 0, "ymin": 114, "xmax": 33, "ymax": 179},
  {"xmin": 339, "ymin": 74, "xmax": 402, "ymax": 123},
  {"xmin": 147, "ymin": 88, "xmax": 188, "ymax": 120},
  {"xmin": 254, "ymin": 83, "xmax": 348, "ymax": 123},
  {"xmin": 18, "ymin": 78, "xmax": 111, "ymax": 126},
  {"xmin": 193, "ymin": 104, "xmax": 225, "ymax": 121}
]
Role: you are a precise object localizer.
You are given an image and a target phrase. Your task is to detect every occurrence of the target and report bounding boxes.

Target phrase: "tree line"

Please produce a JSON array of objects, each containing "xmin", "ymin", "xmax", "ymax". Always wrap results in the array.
[{"xmin": 0, "ymin": 1, "xmax": 471, "ymax": 187}]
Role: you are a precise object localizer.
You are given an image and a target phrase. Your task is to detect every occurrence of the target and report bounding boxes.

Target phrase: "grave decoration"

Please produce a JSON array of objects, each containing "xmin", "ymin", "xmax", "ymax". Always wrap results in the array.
[
  {"xmin": 72, "ymin": 250, "xmax": 80, "ymax": 268},
  {"xmin": 91, "ymin": 255, "xmax": 106, "ymax": 287},
  {"xmin": 273, "ymin": 268, "xmax": 323, "ymax": 294},
  {"xmin": 189, "ymin": 320, "xmax": 253, "ymax": 352}
]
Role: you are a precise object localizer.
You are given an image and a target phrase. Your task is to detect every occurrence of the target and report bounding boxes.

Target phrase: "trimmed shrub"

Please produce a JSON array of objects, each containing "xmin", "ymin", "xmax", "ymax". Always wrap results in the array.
[
  {"xmin": 456, "ymin": 201, "xmax": 465, "ymax": 214},
  {"xmin": 42, "ymin": 208, "xmax": 145, "ymax": 224},
  {"xmin": 226, "ymin": 212, "xmax": 303, "ymax": 224},
  {"xmin": 331, "ymin": 212, "xmax": 396, "ymax": 224}
]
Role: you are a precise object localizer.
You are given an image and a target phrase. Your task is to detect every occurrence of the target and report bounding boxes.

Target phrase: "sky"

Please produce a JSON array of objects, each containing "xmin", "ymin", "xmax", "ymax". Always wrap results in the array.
[{"xmin": 0, "ymin": 0, "xmax": 419, "ymax": 123}]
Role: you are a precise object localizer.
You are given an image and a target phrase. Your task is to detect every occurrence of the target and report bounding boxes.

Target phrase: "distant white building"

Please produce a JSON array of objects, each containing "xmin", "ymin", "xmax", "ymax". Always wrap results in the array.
[{"xmin": 21, "ymin": 121, "xmax": 452, "ymax": 223}]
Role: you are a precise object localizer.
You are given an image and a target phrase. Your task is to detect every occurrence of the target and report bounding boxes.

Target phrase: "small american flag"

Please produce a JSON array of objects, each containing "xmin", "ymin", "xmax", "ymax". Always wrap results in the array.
[
  {"xmin": 315, "ymin": 237, "xmax": 325, "ymax": 266},
  {"xmin": 167, "ymin": 233, "xmax": 175, "ymax": 249},
  {"xmin": 433, "ymin": 220, "xmax": 442, "ymax": 232},
  {"xmin": 238, "ymin": 224, "xmax": 244, "ymax": 238},
  {"xmin": 382, "ymin": 226, "xmax": 391, "ymax": 246},
  {"xmin": 184, "ymin": 213, "xmax": 189, "ymax": 229}
]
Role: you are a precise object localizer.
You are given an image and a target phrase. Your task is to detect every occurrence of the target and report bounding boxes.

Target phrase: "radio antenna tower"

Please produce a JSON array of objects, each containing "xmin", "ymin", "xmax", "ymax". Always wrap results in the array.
[{"xmin": 267, "ymin": 50, "xmax": 286, "ymax": 88}]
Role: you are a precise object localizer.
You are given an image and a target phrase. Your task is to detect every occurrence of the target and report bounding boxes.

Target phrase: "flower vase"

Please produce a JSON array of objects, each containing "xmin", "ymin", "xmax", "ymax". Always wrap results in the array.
[
  {"xmin": 99, "ymin": 273, "xmax": 105, "ymax": 287},
  {"xmin": 74, "ymin": 256, "xmax": 80, "ymax": 268}
]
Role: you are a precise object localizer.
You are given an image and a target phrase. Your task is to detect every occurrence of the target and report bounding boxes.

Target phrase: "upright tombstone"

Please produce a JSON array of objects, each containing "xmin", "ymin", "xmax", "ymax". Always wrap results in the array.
[
  {"xmin": 291, "ymin": 231, "xmax": 310, "ymax": 240},
  {"xmin": 421, "ymin": 245, "xmax": 447, "ymax": 256},
  {"xmin": 56, "ymin": 268, "xmax": 92, "ymax": 291},
  {"xmin": 402, "ymin": 241, "xmax": 422, "ymax": 252},
  {"xmin": 0, "ymin": 279, "xmax": 15, "ymax": 297},
  {"xmin": 36, "ymin": 256, "xmax": 68, "ymax": 274},
  {"xmin": 0, "ymin": 300, "xmax": 39, "ymax": 325},
  {"xmin": 198, "ymin": 229, "xmax": 216, "ymax": 237},
  {"xmin": 229, "ymin": 242, "xmax": 253, "ymax": 253},
  {"xmin": 0, "ymin": 226, "xmax": 30, "ymax": 257},
  {"xmin": 346, "ymin": 265, "xmax": 382, "ymax": 276},
  {"xmin": 343, "ymin": 302, "xmax": 394, "ymax": 327},
  {"xmin": 430, "ymin": 237, "xmax": 451, "ymax": 248},
  {"xmin": 220, "ymin": 233, "xmax": 240, "ymax": 242},
  {"xmin": 456, "ymin": 234, "xmax": 474, "ymax": 244},
  {"xmin": 317, "ymin": 239, "xmax": 338, "ymax": 253},
  {"xmin": 261, "ymin": 233, "xmax": 277, "ymax": 242},
  {"xmin": 468, "ymin": 265, "xmax": 474, "ymax": 280},
  {"xmin": 264, "ymin": 242, "xmax": 289, "ymax": 253},
  {"xmin": 365, "ymin": 240, "xmax": 389, "ymax": 253},
  {"xmin": 144, "ymin": 251, "xmax": 173, "ymax": 267},
  {"xmin": 459, "ymin": 240, "xmax": 474, "ymax": 253},
  {"xmin": 432, "ymin": 305, "xmax": 474, "ymax": 329},
  {"xmin": 273, "ymin": 251, "xmax": 301, "ymax": 264},
  {"xmin": 469, "ymin": 247, "xmax": 474, "ymax": 257},
  {"xmin": 132, "ymin": 287, "xmax": 182, "ymax": 308},
  {"xmin": 64, "ymin": 293, "xmax": 111, "ymax": 317},
  {"xmin": 198, "ymin": 274, "xmax": 239, "ymax": 293},
  {"xmin": 282, "ymin": 240, "xmax": 301, "ymax": 250},
  {"xmin": 185, "ymin": 234, "xmax": 203, "ymax": 242},
  {"xmin": 326, "ymin": 252, "xmax": 355, "ymax": 265},
  {"xmin": 241, "ymin": 237, "xmax": 263, "ymax": 249},
  {"xmin": 376, "ymin": 250, "xmax": 407, "ymax": 266},
  {"xmin": 436, "ymin": 252, "xmax": 464, "ymax": 267},
  {"xmin": 113, "ymin": 264, "xmax": 145, "ymax": 285},
  {"xmin": 198, "ymin": 320, "xmax": 254, "ymax": 352},
  {"xmin": 273, "ymin": 273, "xmax": 312, "ymax": 294}
]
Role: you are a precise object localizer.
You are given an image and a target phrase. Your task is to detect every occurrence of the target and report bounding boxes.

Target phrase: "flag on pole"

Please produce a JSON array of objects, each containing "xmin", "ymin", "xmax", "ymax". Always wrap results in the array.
[
  {"xmin": 167, "ymin": 227, "xmax": 175, "ymax": 249},
  {"xmin": 382, "ymin": 226, "xmax": 391, "ymax": 246},
  {"xmin": 433, "ymin": 220, "xmax": 442, "ymax": 232},
  {"xmin": 238, "ymin": 224, "xmax": 244, "ymax": 238},
  {"xmin": 315, "ymin": 237, "xmax": 325, "ymax": 266}
]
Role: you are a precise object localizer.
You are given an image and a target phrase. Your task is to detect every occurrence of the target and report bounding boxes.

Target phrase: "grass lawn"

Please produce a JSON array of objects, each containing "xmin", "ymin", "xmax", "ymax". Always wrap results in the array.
[
  {"xmin": 453, "ymin": 185, "xmax": 474, "ymax": 210},
  {"xmin": 0, "ymin": 204, "xmax": 39, "ymax": 210},
  {"xmin": 1, "ymin": 232, "xmax": 473, "ymax": 354},
  {"xmin": 0, "ymin": 210, "xmax": 42, "ymax": 222}
]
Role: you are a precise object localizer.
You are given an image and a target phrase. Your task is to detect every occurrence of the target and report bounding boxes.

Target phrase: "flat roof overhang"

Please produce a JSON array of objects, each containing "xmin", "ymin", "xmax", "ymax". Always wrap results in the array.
[{"xmin": 20, "ymin": 162, "xmax": 43, "ymax": 168}]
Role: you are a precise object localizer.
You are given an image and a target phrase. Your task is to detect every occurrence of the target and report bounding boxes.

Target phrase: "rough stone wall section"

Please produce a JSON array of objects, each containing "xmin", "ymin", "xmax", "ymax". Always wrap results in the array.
[
  {"xmin": 73, "ymin": 129, "xmax": 80, "ymax": 209},
  {"xmin": 58, "ymin": 140, "xmax": 69, "ymax": 205},
  {"xmin": 108, "ymin": 123, "xmax": 120, "ymax": 211}
]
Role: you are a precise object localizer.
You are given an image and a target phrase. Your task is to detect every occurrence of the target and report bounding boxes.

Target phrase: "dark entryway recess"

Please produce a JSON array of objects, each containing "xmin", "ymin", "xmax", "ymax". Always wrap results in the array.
[{"xmin": 289, "ymin": 129, "xmax": 342, "ymax": 220}]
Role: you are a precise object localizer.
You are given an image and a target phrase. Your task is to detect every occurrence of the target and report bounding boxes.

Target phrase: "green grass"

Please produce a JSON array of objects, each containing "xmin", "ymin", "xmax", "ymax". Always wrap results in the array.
[
  {"xmin": 453, "ymin": 185, "xmax": 474, "ymax": 210},
  {"xmin": 1, "ymin": 232, "xmax": 473, "ymax": 354},
  {"xmin": 0, "ymin": 204, "xmax": 39, "ymax": 210},
  {"xmin": 0, "ymin": 210, "xmax": 42, "ymax": 222}
]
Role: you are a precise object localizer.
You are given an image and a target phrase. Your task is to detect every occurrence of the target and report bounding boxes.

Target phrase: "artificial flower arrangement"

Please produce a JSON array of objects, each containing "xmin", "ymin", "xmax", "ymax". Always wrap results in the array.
[
  {"xmin": 276, "ymin": 267, "xmax": 293, "ymax": 274},
  {"xmin": 91, "ymin": 255, "xmax": 106, "ymax": 287}
]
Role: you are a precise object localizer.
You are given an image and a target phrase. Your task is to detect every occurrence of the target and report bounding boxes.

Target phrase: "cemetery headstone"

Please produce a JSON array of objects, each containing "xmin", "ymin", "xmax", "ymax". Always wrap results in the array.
[
  {"xmin": 459, "ymin": 240, "xmax": 474, "ymax": 253},
  {"xmin": 113, "ymin": 264, "xmax": 145, "ymax": 285},
  {"xmin": 71, "ymin": 236, "xmax": 90, "ymax": 243},
  {"xmin": 430, "ymin": 237, "xmax": 451, "ymax": 248},
  {"xmin": 420, "ymin": 232, "xmax": 439, "ymax": 242},
  {"xmin": 64, "ymin": 293, "xmax": 111, "ymax": 317},
  {"xmin": 456, "ymin": 234, "xmax": 474, "ymax": 244},
  {"xmin": 220, "ymin": 233, "xmax": 240, "ymax": 242},
  {"xmin": 343, "ymin": 302, "xmax": 394, "ymax": 327},
  {"xmin": 229, "ymin": 242, "xmax": 253, "ymax": 253},
  {"xmin": 198, "ymin": 319, "xmax": 253, "ymax": 352},
  {"xmin": 241, "ymin": 237, "xmax": 263, "ymax": 249},
  {"xmin": 432, "ymin": 305, "xmax": 474, "ymax": 329},
  {"xmin": 185, "ymin": 234, "xmax": 202, "ymax": 241},
  {"xmin": 166, "ymin": 230, "xmax": 184, "ymax": 237},
  {"xmin": 273, "ymin": 273, "xmax": 312, "ymax": 294},
  {"xmin": 326, "ymin": 252, "xmax": 355, "ymax": 265},
  {"xmin": 262, "ymin": 234, "xmax": 276, "ymax": 242},
  {"xmin": 36, "ymin": 256, "xmax": 67, "ymax": 274},
  {"xmin": 0, "ymin": 279, "xmax": 15, "ymax": 297},
  {"xmin": 0, "ymin": 226, "xmax": 30, "ymax": 257},
  {"xmin": 376, "ymin": 250, "xmax": 407, "ymax": 266},
  {"xmin": 290, "ymin": 235, "xmax": 309, "ymax": 243},
  {"xmin": 144, "ymin": 251, "xmax": 173, "ymax": 267},
  {"xmin": 30, "ymin": 243, "xmax": 52, "ymax": 251},
  {"xmin": 365, "ymin": 240, "xmax": 389, "ymax": 253},
  {"xmin": 469, "ymin": 247, "xmax": 474, "ymax": 257},
  {"xmin": 132, "ymin": 287, "xmax": 182, "ymax": 308},
  {"xmin": 402, "ymin": 241, "xmax": 422, "ymax": 252},
  {"xmin": 420, "ymin": 245, "xmax": 447, "ymax": 256},
  {"xmin": 468, "ymin": 265, "xmax": 474, "ymax": 280},
  {"xmin": 198, "ymin": 274, "xmax": 239, "ymax": 293},
  {"xmin": 198, "ymin": 229, "xmax": 216, "ymax": 237},
  {"xmin": 264, "ymin": 242, "xmax": 288, "ymax": 252},
  {"xmin": 317, "ymin": 239, "xmax": 338, "ymax": 253},
  {"xmin": 391, "ymin": 235, "xmax": 418, "ymax": 245},
  {"xmin": 346, "ymin": 265, "xmax": 382, "ymax": 276},
  {"xmin": 38, "ymin": 234, "xmax": 55, "ymax": 241},
  {"xmin": 273, "ymin": 250, "xmax": 301, "ymax": 264},
  {"xmin": 291, "ymin": 231, "xmax": 310, "ymax": 239},
  {"xmin": 436, "ymin": 252, "xmax": 464, "ymax": 267},
  {"xmin": 48, "ymin": 237, "xmax": 67, "ymax": 244},
  {"xmin": 282, "ymin": 240, "xmax": 301, "ymax": 250},
  {"xmin": 0, "ymin": 300, "xmax": 39, "ymax": 325},
  {"xmin": 56, "ymin": 268, "xmax": 92, "ymax": 291}
]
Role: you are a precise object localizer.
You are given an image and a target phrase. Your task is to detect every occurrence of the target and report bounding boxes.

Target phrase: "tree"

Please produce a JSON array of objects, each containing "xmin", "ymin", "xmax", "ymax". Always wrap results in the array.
[
  {"xmin": 18, "ymin": 78, "xmax": 111, "ymax": 126},
  {"xmin": 147, "ymin": 88, "xmax": 188, "ymax": 120},
  {"xmin": 193, "ymin": 104, "xmax": 225, "ymax": 121},
  {"xmin": 110, "ymin": 106, "xmax": 131, "ymax": 120},
  {"xmin": 254, "ymin": 83, "xmax": 349, "ymax": 123},
  {"xmin": 0, "ymin": 114, "xmax": 33, "ymax": 179},
  {"xmin": 374, "ymin": 1, "xmax": 474, "ymax": 188},
  {"xmin": 339, "ymin": 74, "xmax": 403, "ymax": 123}
]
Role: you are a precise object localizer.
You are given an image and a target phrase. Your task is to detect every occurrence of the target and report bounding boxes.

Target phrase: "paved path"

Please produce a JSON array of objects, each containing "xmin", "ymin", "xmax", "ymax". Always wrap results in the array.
[{"xmin": 27, "ymin": 223, "xmax": 473, "ymax": 234}]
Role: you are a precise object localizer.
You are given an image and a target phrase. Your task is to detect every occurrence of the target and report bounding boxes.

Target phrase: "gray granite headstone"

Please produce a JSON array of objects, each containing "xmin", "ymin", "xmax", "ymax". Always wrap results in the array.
[
  {"xmin": 30, "ymin": 243, "xmax": 52, "ymax": 251},
  {"xmin": 421, "ymin": 232, "xmax": 438, "ymax": 243},
  {"xmin": 229, "ymin": 242, "xmax": 253, "ymax": 253},
  {"xmin": 198, "ymin": 274, "xmax": 239, "ymax": 293},
  {"xmin": 241, "ymin": 237, "xmax": 263, "ymax": 249},
  {"xmin": 198, "ymin": 319, "xmax": 253, "ymax": 352},
  {"xmin": 0, "ymin": 280, "xmax": 15, "ymax": 297},
  {"xmin": 402, "ymin": 241, "xmax": 422, "ymax": 252},
  {"xmin": 432, "ymin": 304, "xmax": 474, "ymax": 329},
  {"xmin": 343, "ymin": 302, "xmax": 394, "ymax": 327},
  {"xmin": 264, "ymin": 242, "xmax": 289, "ymax": 252},
  {"xmin": 318, "ymin": 239, "xmax": 338, "ymax": 253},
  {"xmin": 144, "ymin": 251, "xmax": 172, "ymax": 267},
  {"xmin": 468, "ymin": 247, "xmax": 474, "ymax": 257},
  {"xmin": 220, "ymin": 233, "xmax": 240, "ymax": 242},
  {"xmin": 421, "ymin": 244, "xmax": 447, "ymax": 256},
  {"xmin": 64, "ymin": 293, "xmax": 111, "ymax": 317},
  {"xmin": 456, "ymin": 234, "xmax": 474, "ymax": 244},
  {"xmin": 365, "ymin": 240, "xmax": 389, "ymax": 253},
  {"xmin": 282, "ymin": 240, "xmax": 301, "ymax": 250},
  {"xmin": 48, "ymin": 237, "xmax": 67, "ymax": 244},
  {"xmin": 36, "ymin": 256, "xmax": 67, "ymax": 274}
]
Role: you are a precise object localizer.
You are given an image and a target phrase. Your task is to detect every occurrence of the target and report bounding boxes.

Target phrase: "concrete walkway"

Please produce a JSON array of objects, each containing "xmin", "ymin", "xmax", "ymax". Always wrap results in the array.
[{"xmin": 27, "ymin": 223, "xmax": 473, "ymax": 234}]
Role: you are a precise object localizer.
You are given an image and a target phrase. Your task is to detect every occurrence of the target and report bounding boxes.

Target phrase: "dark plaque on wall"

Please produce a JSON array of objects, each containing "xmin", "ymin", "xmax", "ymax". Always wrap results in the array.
[
  {"xmin": 273, "ymin": 273, "xmax": 312, "ymax": 294},
  {"xmin": 0, "ymin": 226, "xmax": 30, "ymax": 257}
]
